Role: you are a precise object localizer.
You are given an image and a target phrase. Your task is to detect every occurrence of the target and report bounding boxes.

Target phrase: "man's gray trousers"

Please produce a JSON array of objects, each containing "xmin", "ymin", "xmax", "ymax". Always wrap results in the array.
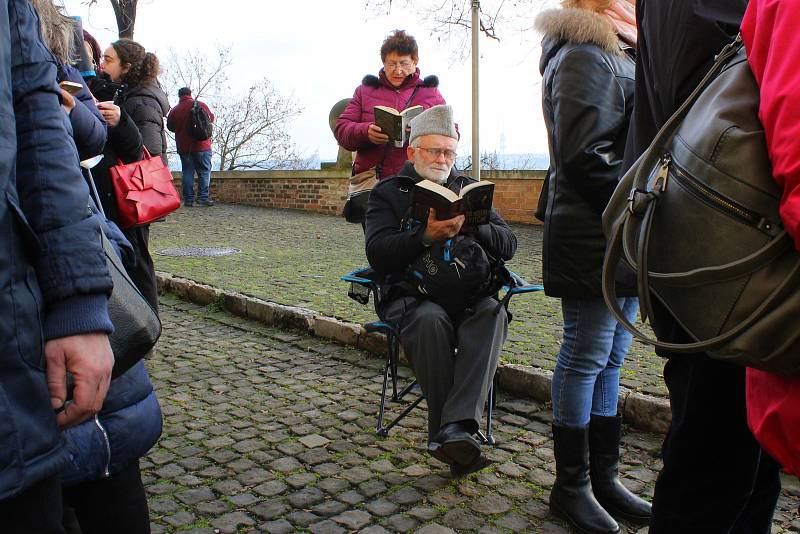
[{"xmin": 384, "ymin": 296, "xmax": 508, "ymax": 441}]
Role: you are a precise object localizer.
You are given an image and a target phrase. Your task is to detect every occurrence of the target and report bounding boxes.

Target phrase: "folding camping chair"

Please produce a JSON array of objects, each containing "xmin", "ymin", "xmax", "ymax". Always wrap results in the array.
[{"xmin": 341, "ymin": 267, "xmax": 543, "ymax": 444}]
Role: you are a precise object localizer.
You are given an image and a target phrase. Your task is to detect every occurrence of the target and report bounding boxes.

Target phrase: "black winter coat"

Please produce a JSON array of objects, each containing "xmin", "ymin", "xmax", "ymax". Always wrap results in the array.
[
  {"xmin": 536, "ymin": 7, "xmax": 636, "ymax": 298},
  {"xmin": 365, "ymin": 162, "xmax": 517, "ymax": 301},
  {"xmin": 622, "ymin": 0, "xmax": 747, "ymax": 171}
]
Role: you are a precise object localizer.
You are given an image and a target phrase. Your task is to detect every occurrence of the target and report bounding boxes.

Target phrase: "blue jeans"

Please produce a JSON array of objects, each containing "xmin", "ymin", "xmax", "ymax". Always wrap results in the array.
[
  {"xmin": 179, "ymin": 150, "xmax": 212, "ymax": 203},
  {"xmin": 551, "ymin": 297, "xmax": 639, "ymax": 428}
]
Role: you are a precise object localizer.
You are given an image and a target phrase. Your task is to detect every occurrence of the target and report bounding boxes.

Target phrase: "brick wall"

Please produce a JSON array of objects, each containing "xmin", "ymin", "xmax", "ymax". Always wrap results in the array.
[{"xmin": 173, "ymin": 168, "xmax": 546, "ymax": 224}]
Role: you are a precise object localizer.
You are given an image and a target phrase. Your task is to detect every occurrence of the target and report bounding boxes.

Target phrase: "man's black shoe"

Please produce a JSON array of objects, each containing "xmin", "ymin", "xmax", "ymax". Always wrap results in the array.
[
  {"xmin": 184, "ymin": 201, "xmax": 194, "ymax": 207},
  {"xmin": 450, "ymin": 453, "xmax": 492, "ymax": 478},
  {"xmin": 428, "ymin": 422, "xmax": 481, "ymax": 467},
  {"xmin": 197, "ymin": 200, "xmax": 215, "ymax": 206}
]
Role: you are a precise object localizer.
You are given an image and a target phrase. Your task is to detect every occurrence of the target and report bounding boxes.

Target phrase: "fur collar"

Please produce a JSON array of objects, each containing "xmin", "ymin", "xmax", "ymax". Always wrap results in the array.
[
  {"xmin": 535, "ymin": 7, "xmax": 622, "ymax": 56},
  {"xmin": 362, "ymin": 74, "xmax": 439, "ymax": 88}
]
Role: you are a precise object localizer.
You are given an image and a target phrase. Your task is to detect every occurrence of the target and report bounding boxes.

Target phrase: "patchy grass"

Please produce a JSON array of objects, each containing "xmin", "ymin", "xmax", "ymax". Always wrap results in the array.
[{"xmin": 150, "ymin": 204, "xmax": 666, "ymax": 397}]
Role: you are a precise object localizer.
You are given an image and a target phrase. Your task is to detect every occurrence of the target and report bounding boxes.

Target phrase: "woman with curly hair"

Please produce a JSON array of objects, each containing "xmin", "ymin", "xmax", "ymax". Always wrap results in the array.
[{"xmin": 94, "ymin": 38, "xmax": 170, "ymax": 313}]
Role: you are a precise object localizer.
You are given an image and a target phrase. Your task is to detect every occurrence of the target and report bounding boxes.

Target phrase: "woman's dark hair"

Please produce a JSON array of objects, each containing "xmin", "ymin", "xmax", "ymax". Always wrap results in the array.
[
  {"xmin": 380, "ymin": 30, "xmax": 418, "ymax": 62},
  {"xmin": 111, "ymin": 38, "xmax": 160, "ymax": 87}
]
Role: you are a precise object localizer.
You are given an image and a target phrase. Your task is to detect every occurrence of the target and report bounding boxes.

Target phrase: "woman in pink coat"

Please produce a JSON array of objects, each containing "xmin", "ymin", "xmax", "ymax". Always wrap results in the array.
[{"xmin": 335, "ymin": 30, "xmax": 447, "ymax": 179}]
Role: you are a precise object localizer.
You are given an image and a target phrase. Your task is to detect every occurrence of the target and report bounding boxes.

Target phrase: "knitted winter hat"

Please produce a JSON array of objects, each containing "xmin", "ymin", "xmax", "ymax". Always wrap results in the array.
[{"xmin": 409, "ymin": 105, "xmax": 458, "ymax": 144}]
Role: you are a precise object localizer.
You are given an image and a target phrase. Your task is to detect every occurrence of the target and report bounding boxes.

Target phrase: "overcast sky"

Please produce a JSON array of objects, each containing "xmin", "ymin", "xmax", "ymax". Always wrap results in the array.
[{"xmin": 61, "ymin": 0, "xmax": 555, "ymax": 164}]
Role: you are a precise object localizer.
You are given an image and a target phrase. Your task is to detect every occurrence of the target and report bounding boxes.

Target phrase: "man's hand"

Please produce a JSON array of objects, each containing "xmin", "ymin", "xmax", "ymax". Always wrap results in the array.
[
  {"xmin": 45, "ymin": 333, "xmax": 113, "ymax": 429},
  {"xmin": 59, "ymin": 88, "xmax": 76, "ymax": 115},
  {"xmin": 424, "ymin": 208, "xmax": 465, "ymax": 243},
  {"xmin": 367, "ymin": 123, "xmax": 389, "ymax": 145},
  {"xmin": 97, "ymin": 101, "xmax": 121, "ymax": 128}
]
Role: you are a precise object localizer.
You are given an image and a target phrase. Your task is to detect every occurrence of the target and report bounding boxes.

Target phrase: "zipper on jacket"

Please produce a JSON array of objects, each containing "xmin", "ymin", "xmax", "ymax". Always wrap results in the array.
[
  {"xmin": 94, "ymin": 415, "xmax": 112, "ymax": 478},
  {"xmin": 668, "ymin": 156, "xmax": 763, "ymax": 228}
]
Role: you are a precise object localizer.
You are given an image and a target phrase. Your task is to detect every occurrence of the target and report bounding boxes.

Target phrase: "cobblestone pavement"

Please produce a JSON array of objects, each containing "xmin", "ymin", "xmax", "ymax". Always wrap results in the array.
[
  {"xmin": 150, "ymin": 204, "xmax": 666, "ymax": 398},
  {"xmin": 144, "ymin": 295, "xmax": 800, "ymax": 533}
]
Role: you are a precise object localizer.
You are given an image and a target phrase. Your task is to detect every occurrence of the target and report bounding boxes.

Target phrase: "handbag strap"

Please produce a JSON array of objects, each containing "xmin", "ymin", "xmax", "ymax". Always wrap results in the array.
[
  {"xmin": 603, "ymin": 205, "xmax": 800, "ymax": 352},
  {"xmin": 116, "ymin": 146, "xmax": 153, "ymax": 166}
]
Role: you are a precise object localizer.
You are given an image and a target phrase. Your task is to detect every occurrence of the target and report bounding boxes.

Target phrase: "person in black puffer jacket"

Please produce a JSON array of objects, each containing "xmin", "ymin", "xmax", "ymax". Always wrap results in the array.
[{"xmin": 535, "ymin": 1, "xmax": 650, "ymax": 533}]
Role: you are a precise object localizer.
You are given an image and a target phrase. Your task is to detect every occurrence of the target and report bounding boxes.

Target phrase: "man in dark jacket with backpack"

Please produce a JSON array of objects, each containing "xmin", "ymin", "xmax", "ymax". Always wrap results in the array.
[
  {"xmin": 167, "ymin": 87, "xmax": 215, "ymax": 206},
  {"xmin": 365, "ymin": 105, "xmax": 517, "ymax": 478}
]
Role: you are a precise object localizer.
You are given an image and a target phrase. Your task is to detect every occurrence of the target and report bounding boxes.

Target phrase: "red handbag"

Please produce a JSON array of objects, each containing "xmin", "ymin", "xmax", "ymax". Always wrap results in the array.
[
  {"xmin": 109, "ymin": 147, "xmax": 180, "ymax": 228},
  {"xmin": 746, "ymin": 368, "xmax": 800, "ymax": 477}
]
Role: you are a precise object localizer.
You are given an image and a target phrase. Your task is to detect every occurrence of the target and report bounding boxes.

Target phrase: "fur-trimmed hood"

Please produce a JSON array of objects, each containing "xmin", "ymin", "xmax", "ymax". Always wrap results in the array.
[
  {"xmin": 362, "ymin": 72, "xmax": 439, "ymax": 90},
  {"xmin": 535, "ymin": 7, "xmax": 624, "ymax": 57}
]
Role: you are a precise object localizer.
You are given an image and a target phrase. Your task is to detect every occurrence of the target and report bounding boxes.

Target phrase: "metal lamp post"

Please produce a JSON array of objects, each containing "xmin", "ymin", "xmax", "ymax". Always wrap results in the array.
[{"xmin": 471, "ymin": 0, "xmax": 480, "ymax": 181}]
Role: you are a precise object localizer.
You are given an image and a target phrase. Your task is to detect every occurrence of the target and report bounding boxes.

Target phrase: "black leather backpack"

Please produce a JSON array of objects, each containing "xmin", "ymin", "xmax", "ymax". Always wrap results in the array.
[{"xmin": 602, "ymin": 36, "xmax": 800, "ymax": 375}]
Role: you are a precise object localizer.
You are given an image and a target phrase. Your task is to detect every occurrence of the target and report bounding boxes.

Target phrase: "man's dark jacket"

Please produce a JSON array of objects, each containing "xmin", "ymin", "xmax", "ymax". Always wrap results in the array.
[
  {"xmin": 621, "ymin": 0, "xmax": 746, "ymax": 349},
  {"xmin": 0, "ymin": 0, "xmax": 113, "ymax": 499},
  {"xmin": 536, "ymin": 7, "xmax": 636, "ymax": 298},
  {"xmin": 365, "ymin": 161, "xmax": 516, "ymax": 299}
]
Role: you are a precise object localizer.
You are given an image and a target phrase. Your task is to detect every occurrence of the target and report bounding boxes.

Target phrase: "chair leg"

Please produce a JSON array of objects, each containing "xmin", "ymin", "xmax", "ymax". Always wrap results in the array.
[
  {"xmin": 376, "ymin": 350, "xmax": 392, "ymax": 435},
  {"xmin": 389, "ymin": 334, "xmax": 400, "ymax": 401},
  {"xmin": 482, "ymin": 374, "xmax": 498, "ymax": 445},
  {"xmin": 381, "ymin": 394, "xmax": 425, "ymax": 436}
]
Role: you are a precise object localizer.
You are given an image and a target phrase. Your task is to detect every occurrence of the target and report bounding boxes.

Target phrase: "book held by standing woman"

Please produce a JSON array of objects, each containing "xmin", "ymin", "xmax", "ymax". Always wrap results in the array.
[{"xmin": 374, "ymin": 105, "xmax": 424, "ymax": 147}]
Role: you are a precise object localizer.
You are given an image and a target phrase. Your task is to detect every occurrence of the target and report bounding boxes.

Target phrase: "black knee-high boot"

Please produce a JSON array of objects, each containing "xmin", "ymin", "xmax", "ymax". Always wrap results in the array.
[
  {"xmin": 589, "ymin": 415, "xmax": 652, "ymax": 524},
  {"xmin": 550, "ymin": 424, "xmax": 620, "ymax": 534}
]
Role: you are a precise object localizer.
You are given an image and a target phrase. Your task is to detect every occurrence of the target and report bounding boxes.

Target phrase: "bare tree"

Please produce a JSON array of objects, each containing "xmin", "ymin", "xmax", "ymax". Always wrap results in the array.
[
  {"xmin": 213, "ymin": 79, "xmax": 304, "ymax": 171},
  {"xmin": 457, "ymin": 150, "xmax": 503, "ymax": 171},
  {"xmin": 365, "ymin": 0, "xmax": 549, "ymax": 58},
  {"xmin": 86, "ymin": 0, "xmax": 138, "ymax": 38},
  {"xmin": 162, "ymin": 45, "xmax": 305, "ymax": 171},
  {"xmin": 161, "ymin": 46, "xmax": 233, "ymax": 101}
]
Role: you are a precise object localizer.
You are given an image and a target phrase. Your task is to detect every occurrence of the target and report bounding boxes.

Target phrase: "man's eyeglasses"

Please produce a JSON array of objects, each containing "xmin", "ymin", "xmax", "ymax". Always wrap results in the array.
[
  {"xmin": 384, "ymin": 60, "xmax": 415, "ymax": 71},
  {"xmin": 417, "ymin": 147, "xmax": 457, "ymax": 161}
]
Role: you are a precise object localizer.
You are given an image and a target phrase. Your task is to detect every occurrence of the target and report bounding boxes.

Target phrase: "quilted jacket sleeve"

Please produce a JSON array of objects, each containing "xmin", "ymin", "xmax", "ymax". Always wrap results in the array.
[
  {"xmin": 9, "ymin": 0, "xmax": 112, "ymax": 338},
  {"xmin": 742, "ymin": 0, "xmax": 800, "ymax": 250},
  {"xmin": 63, "ymin": 65, "xmax": 106, "ymax": 160},
  {"xmin": 124, "ymin": 94, "xmax": 165, "ymax": 157}
]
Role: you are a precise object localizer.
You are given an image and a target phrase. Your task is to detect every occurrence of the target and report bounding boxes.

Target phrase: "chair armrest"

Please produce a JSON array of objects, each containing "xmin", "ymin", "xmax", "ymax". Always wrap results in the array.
[{"xmin": 341, "ymin": 267, "xmax": 382, "ymax": 291}]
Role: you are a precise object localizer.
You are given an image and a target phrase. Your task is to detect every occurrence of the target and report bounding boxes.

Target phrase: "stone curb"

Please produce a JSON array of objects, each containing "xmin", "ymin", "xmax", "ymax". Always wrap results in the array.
[{"xmin": 156, "ymin": 272, "xmax": 671, "ymax": 434}]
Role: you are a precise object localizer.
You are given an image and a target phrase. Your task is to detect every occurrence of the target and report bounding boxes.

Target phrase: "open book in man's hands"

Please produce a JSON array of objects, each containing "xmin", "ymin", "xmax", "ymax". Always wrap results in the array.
[
  {"xmin": 411, "ymin": 180, "xmax": 495, "ymax": 226},
  {"xmin": 374, "ymin": 105, "xmax": 424, "ymax": 147}
]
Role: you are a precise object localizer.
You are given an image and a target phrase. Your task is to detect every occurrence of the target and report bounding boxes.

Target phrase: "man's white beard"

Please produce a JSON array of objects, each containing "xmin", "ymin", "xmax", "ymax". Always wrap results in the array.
[{"xmin": 414, "ymin": 162, "xmax": 451, "ymax": 184}]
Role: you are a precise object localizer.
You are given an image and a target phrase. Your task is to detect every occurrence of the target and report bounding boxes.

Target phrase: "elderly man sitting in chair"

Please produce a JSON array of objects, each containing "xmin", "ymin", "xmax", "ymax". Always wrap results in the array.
[{"xmin": 365, "ymin": 105, "xmax": 517, "ymax": 476}]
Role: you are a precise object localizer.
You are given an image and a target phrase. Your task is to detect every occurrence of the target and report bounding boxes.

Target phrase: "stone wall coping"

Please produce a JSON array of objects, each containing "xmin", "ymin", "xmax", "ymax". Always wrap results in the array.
[
  {"xmin": 171, "ymin": 169, "xmax": 547, "ymax": 181},
  {"xmin": 156, "ymin": 271, "xmax": 671, "ymax": 434}
]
